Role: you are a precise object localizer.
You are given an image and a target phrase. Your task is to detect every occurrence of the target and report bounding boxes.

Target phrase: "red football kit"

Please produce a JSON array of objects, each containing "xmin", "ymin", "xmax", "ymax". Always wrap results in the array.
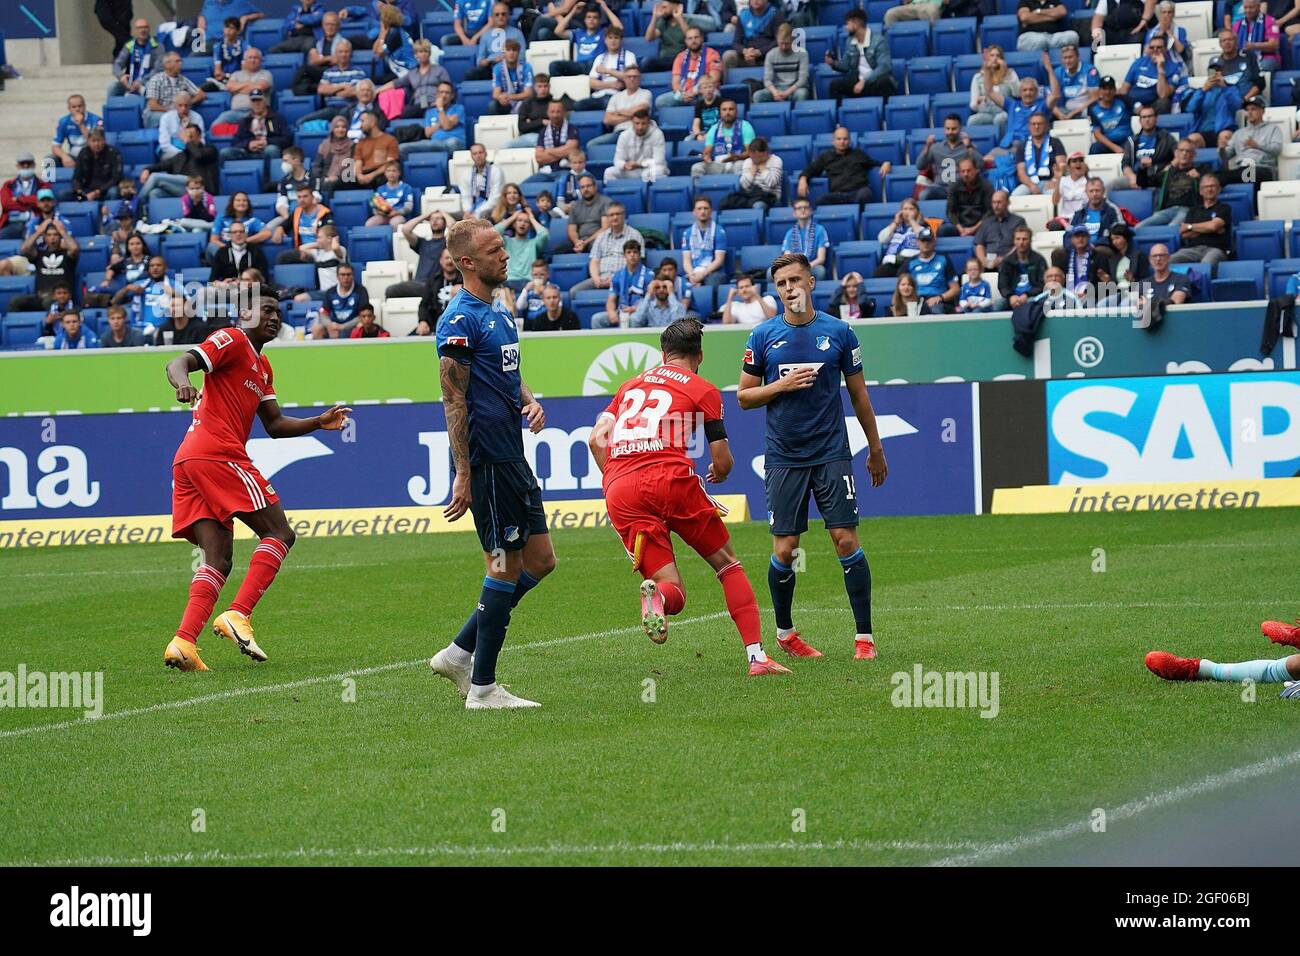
[
  {"xmin": 600, "ymin": 363, "xmax": 730, "ymax": 576},
  {"xmin": 171, "ymin": 327, "xmax": 280, "ymax": 542}
]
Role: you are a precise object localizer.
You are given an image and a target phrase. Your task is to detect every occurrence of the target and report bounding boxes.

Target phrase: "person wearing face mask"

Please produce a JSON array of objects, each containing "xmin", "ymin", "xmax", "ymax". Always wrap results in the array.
[
  {"xmin": 0, "ymin": 153, "xmax": 51, "ymax": 240},
  {"xmin": 211, "ymin": 220, "xmax": 270, "ymax": 282},
  {"xmin": 269, "ymin": 146, "xmax": 322, "ymax": 235}
]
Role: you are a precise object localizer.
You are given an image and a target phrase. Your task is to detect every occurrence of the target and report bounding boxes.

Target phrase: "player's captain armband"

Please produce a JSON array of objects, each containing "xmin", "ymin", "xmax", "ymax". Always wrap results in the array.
[{"xmin": 704, "ymin": 418, "xmax": 727, "ymax": 442}]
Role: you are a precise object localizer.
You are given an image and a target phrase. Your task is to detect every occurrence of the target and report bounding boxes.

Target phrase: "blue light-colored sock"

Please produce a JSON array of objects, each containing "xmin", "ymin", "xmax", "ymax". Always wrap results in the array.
[
  {"xmin": 471, "ymin": 576, "xmax": 517, "ymax": 686},
  {"xmin": 839, "ymin": 547, "xmax": 873, "ymax": 636},
  {"xmin": 767, "ymin": 555, "xmax": 796, "ymax": 631},
  {"xmin": 452, "ymin": 571, "xmax": 540, "ymax": 654},
  {"xmin": 1198, "ymin": 657, "xmax": 1295, "ymax": 683}
]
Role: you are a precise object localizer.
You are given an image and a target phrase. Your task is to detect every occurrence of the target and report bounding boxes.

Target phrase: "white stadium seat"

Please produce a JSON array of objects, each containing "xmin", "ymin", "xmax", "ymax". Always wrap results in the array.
[
  {"xmin": 379, "ymin": 297, "xmax": 422, "ymax": 337},
  {"xmin": 1084, "ymin": 151, "xmax": 1124, "ymax": 186},
  {"xmin": 420, "ymin": 186, "xmax": 465, "ymax": 218},
  {"xmin": 548, "ymin": 74, "xmax": 591, "ymax": 101},
  {"xmin": 1174, "ymin": 1, "xmax": 1213, "ymax": 42},
  {"xmin": 1279, "ymin": 141, "xmax": 1300, "ymax": 186},
  {"xmin": 1258, "ymin": 180, "xmax": 1300, "ymax": 224},
  {"xmin": 475, "ymin": 114, "xmax": 519, "ymax": 150},
  {"xmin": 525, "ymin": 39, "xmax": 570, "ymax": 76},
  {"xmin": 1191, "ymin": 37, "xmax": 1220, "ymax": 77},
  {"xmin": 361, "ymin": 260, "xmax": 410, "ymax": 303},
  {"xmin": 1093, "ymin": 45, "xmax": 1141, "ymax": 84},
  {"xmin": 1032, "ymin": 230, "xmax": 1062, "ymax": 259},
  {"xmin": 1051, "ymin": 119, "xmax": 1091, "ymax": 158},
  {"xmin": 1009, "ymin": 193, "xmax": 1056, "ymax": 233},
  {"xmin": 493, "ymin": 147, "xmax": 539, "ymax": 184}
]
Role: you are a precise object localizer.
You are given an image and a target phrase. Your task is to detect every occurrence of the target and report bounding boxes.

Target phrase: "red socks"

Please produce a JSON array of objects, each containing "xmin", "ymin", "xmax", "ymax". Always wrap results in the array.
[
  {"xmin": 658, "ymin": 579, "xmax": 686, "ymax": 615},
  {"xmin": 716, "ymin": 561, "xmax": 761, "ymax": 646},
  {"xmin": 230, "ymin": 537, "xmax": 289, "ymax": 617},
  {"xmin": 177, "ymin": 565, "xmax": 227, "ymax": 643}
]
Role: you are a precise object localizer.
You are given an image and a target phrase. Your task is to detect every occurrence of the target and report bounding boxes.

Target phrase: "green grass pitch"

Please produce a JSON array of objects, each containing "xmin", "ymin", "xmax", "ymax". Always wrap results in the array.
[{"xmin": 1, "ymin": 507, "xmax": 1297, "ymax": 866}]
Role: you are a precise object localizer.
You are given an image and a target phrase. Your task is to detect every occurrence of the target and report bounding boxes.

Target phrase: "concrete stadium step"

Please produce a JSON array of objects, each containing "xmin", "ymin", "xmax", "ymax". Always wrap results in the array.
[{"xmin": 0, "ymin": 64, "xmax": 116, "ymax": 176}]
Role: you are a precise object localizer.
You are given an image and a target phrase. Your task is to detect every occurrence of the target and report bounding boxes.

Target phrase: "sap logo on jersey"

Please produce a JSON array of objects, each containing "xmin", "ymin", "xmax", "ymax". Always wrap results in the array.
[
  {"xmin": 501, "ymin": 343, "xmax": 519, "ymax": 372},
  {"xmin": 1047, "ymin": 373, "xmax": 1300, "ymax": 485}
]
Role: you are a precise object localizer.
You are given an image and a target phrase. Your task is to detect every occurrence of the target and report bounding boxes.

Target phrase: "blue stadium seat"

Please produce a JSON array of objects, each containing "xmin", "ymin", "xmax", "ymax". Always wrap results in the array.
[
  {"xmin": 649, "ymin": 176, "xmax": 694, "ymax": 215},
  {"xmin": 245, "ymin": 18, "xmax": 283, "ymax": 54},
  {"xmin": 932, "ymin": 18, "xmax": 978, "ymax": 59},
  {"xmin": 739, "ymin": 244, "xmax": 784, "ymax": 275},
  {"xmin": 147, "ymin": 195, "xmax": 184, "ymax": 222},
  {"xmin": 861, "ymin": 130, "xmax": 907, "ymax": 166},
  {"xmin": 1212, "ymin": 260, "xmax": 1265, "ymax": 301},
  {"xmin": 347, "ymin": 226, "xmax": 394, "ymax": 266},
  {"xmin": 262, "ymin": 53, "xmax": 303, "ymax": 92},
  {"xmin": 627, "ymin": 212, "xmax": 670, "ymax": 242},
  {"xmin": 181, "ymin": 56, "xmax": 210, "ymax": 88},
  {"xmin": 586, "ymin": 143, "xmax": 617, "ymax": 166},
  {"xmin": 694, "ymin": 175, "xmax": 736, "ymax": 209},
  {"xmin": 1235, "ymin": 220, "xmax": 1285, "ymax": 263},
  {"xmin": 2, "ymin": 315, "xmax": 43, "ymax": 347},
  {"xmin": 818, "ymin": 204, "xmax": 860, "ymax": 243},
  {"xmin": 884, "ymin": 166, "xmax": 919, "ymax": 202},
  {"xmin": 194, "ymin": 92, "xmax": 231, "ymax": 130},
  {"xmin": 718, "ymin": 208, "xmax": 763, "ymax": 248},
  {"xmin": 838, "ymin": 98, "xmax": 883, "ymax": 133},
  {"xmin": 76, "ymin": 236, "xmax": 111, "ymax": 276},
  {"xmin": 813, "ymin": 63, "xmax": 839, "ymax": 100},
  {"xmin": 747, "ymin": 101, "xmax": 791, "ymax": 139},
  {"xmin": 58, "ymin": 201, "xmax": 100, "ymax": 237},
  {"xmin": 885, "ymin": 95, "xmax": 930, "ymax": 131},
  {"xmin": 967, "ymin": 125, "xmax": 998, "ymax": 155},
  {"xmin": 329, "ymin": 190, "xmax": 374, "ymax": 232},
  {"xmin": 1170, "ymin": 262, "xmax": 1211, "ymax": 302},
  {"xmin": 791, "ymin": 99, "xmax": 837, "ymax": 136},
  {"xmin": 980, "ymin": 16, "xmax": 1021, "ymax": 53},
  {"xmin": 273, "ymin": 263, "xmax": 318, "ymax": 290},
  {"xmin": 161, "ymin": 232, "xmax": 206, "ymax": 271},
  {"xmin": 605, "ymin": 179, "xmax": 647, "ymax": 216},
  {"xmin": 1134, "ymin": 225, "xmax": 1180, "ymax": 256},
  {"xmin": 800, "ymin": 25, "xmax": 837, "ymax": 62},
  {"xmin": 907, "ymin": 56, "xmax": 953, "ymax": 96},
  {"xmin": 954, "ymin": 54, "xmax": 984, "ymax": 93},
  {"xmin": 440, "ymin": 45, "xmax": 479, "ymax": 84},
  {"xmin": 886, "ymin": 20, "xmax": 930, "ymax": 60},
  {"xmin": 276, "ymin": 92, "xmax": 318, "ymax": 125},
  {"xmin": 1267, "ymin": 260, "xmax": 1300, "ymax": 298},
  {"xmin": 1156, "ymin": 113, "xmax": 1194, "ymax": 138},
  {"xmin": 113, "ymin": 129, "xmax": 158, "ymax": 167},
  {"xmin": 219, "ymin": 159, "xmax": 266, "ymax": 196},
  {"xmin": 657, "ymin": 105, "xmax": 695, "ymax": 140},
  {"xmin": 420, "ymin": 11, "xmax": 456, "ymax": 40},
  {"xmin": 863, "ymin": 278, "xmax": 898, "ymax": 314},
  {"xmin": 646, "ymin": 248, "xmax": 684, "ymax": 275},
  {"xmin": 404, "ymin": 152, "xmax": 449, "ymax": 191},
  {"xmin": 640, "ymin": 72, "xmax": 673, "ymax": 104},
  {"xmin": 764, "ymin": 207, "xmax": 798, "ymax": 244},
  {"xmin": 1110, "ymin": 188, "xmax": 1153, "ymax": 222},
  {"xmin": 905, "ymin": 128, "xmax": 944, "ymax": 164},
  {"xmin": 571, "ymin": 288, "xmax": 610, "ymax": 328},
  {"xmin": 936, "ymin": 236, "xmax": 974, "ymax": 276},
  {"xmin": 669, "ymin": 211, "xmax": 695, "ymax": 247},
  {"xmin": 1271, "ymin": 70, "xmax": 1300, "ymax": 107},
  {"xmin": 104, "ymin": 96, "xmax": 144, "ymax": 133},
  {"xmin": 866, "ymin": 0, "xmax": 895, "ymax": 22},
  {"xmin": 862, "ymin": 204, "xmax": 895, "ymax": 240},
  {"xmin": 1219, "ymin": 184, "xmax": 1255, "ymax": 226},
  {"xmin": 624, "ymin": 37, "xmax": 660, "ymax": 62},
  {"xmin": 0, "ymin": 276, "xmax": 34, "ymax": 313},
  {"xmin": 833, "ymin": 241, "xmax": 881, "ymax": 278},
  {"xmin": 459, "ymin": 81, "xmax": 496, "ymax": 123},
  {"xmin": 1004, "ymin": 51, "xmax": 1048, "ymax": 85},
  {"xmin": 768, "ymin": 135, "xmax": 811, "ymax": 173},
  {"xmin": 249, "ymin": 192, "xmax": 279, "ymax": 221},
  {"xmin": 931, "ymin": 92, "xmax": 971, "ymax": 124},
  {"xmin": 549, "ymin": 253, "xmax": 590, "ymax": 289},
  {"xmin": 296, "ymin": 130, "xmax": 327, "ymax": 162},
  {"xmin": 568, "ymin": 110, "xmax": 605, "ymax": 144}
]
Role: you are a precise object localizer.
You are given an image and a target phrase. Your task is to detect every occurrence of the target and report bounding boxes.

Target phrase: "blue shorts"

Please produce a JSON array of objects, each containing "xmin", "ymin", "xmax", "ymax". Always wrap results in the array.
[
  {"xmin": 764, "ymin": 459, "xmax": 860, "ymax": 536},
  {"xmin": 469, "ymin": 460, "xmax": 548, "ymax": 553}
]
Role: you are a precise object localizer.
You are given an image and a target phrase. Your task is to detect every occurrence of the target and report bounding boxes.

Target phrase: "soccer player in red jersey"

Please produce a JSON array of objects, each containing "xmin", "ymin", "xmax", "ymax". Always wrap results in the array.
[
  {"xmin": 588, "ymin": 319, "xmax": 790, "ymax": 676},
  {"xmin": 162, "ymin": 289, "xmax": 351, "ymax": 671}
]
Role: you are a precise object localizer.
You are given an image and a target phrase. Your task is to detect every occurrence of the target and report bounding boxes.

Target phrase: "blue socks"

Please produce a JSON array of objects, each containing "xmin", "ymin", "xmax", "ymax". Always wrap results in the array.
[
  {"xmin": 453, "ymin": 570, "xmax": 540, "ymax": 654},
  {"xmin": 471, "ymin": 576, "xmax": 516, "ymax": 687},
  {"xmin": 767, "ymin": 556, "xmax": 796, "ymax": 631},
  {"xmin": 1198, "ymin": 657, "xmax": 1295, "ymax": 683},
  {"xmin": 839, "ymin": 548, "xmax": 873, "ymax": 635}
]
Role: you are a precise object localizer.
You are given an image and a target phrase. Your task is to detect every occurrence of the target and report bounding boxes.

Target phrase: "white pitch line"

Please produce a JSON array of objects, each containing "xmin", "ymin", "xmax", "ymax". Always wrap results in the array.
[
  {"xmin": 928, "ymin": 746, "xmax": 1300, "ymax": 867},
  {"xmin": 0, "ymin": 612, "xmax": 731, "ymax": 741},
  {"xmin": 11, "ymin": 838, "xmax": 980, "ymax": 868}
]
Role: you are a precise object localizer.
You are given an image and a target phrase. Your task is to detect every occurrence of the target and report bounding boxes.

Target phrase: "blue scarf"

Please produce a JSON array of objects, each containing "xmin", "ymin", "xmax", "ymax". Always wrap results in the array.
[
  {"xmin": 127, "ymin": 39, "xmax": 157, "ymax": 82},
  {"xmin": 789, "ymin": 222, "xmax": 819, "ymax": 258},
  {"xmin": 1023, "ymin": 137, "xmax": 1051, "ymax": 182},
  {"xmin": 687, "ymin": 220, "xmax": 716, "ymax": 263},
  {"xmin": 500, "ymin": 62, "xmax": 525, "ymax": 94},
  {"xmin": 678, "ymin": 49, "xmax": 707, "ymax": 89},
  {"xmin": 710, "ymin": 121, "xmax": 743, "ymax": 157}
]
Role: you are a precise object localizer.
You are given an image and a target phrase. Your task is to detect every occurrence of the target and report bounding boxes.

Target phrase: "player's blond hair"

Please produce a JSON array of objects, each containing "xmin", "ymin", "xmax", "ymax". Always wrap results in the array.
[{"xmin": 446, "ymin": 217, "xmax": 495, "ymax": 268}]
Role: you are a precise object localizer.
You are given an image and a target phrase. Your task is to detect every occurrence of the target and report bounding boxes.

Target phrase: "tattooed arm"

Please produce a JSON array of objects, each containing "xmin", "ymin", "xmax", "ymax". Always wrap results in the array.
[
  {"xmin": 441, "ymin": 355, "xmax": 473, "ymax": 521},
  {"xmin": 520, "ymin": 379, "xmax": 545, "ymax": 434}
]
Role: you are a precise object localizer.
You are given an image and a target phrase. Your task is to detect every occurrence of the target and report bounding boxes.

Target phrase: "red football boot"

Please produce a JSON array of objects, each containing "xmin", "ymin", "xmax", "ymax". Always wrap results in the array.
[
  {"xmin": 748, "ymin": 657, "xmax": 792, "ymax": 676},
  {"xmin": 1144, "ymin": 650, "xmax": 1201, "ymax": 682},
  {"xmin": 1261, "ymin": 620, "xmax": 1300, "ymax": 650},
  {"xmin": 778, "ymin": 632, "xmax": 823, "ymax": 658},
  {"xmin": 854, "ymin": 638, "xmax": 877, "ymax": 660}
]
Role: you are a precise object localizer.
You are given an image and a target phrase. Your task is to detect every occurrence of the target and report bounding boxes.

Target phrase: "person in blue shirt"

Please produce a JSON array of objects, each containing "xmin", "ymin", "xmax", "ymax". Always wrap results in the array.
[
  {"xmin": 723, "ymin": 0, "xmax": 784, "ymax": 70},
  {"xmin": 209, "ymin": 18, "xmax": 244, "ymax": 85},
  {"xmin": 737, "ymin": 251, "xmax": 888, "ymax": 662},
  {"xmin": 402, "ymin": 81, "xmax": 467, "ymax": 156},
  {"xmin": 780, "ymin": 197, "xmax": 831, "ymax": 280},
  {"xmin": 446, "ymin": 0, "xmax": 494, "ymax": 46},
  {"xmin": 957, "ymin": 258, "xmax": 994, "ymax": 313},
  {"xmin": 372, "ymin": 5, "xmax": 419, "ymax": 84},
  {"xmin": 681, "ymin": 197, "xmax": 727, "ymax": 287},
  {"xmin": 311, "ymin": 263, "xmax": 371, "ymax": 337},
  {"xmin": 490, "ymin": 40, "xmax": 535, "ymax": 115},
  {"xmin": 109, "ymin": 19, "xmax": 161, "ymax": 98},
  {"xmin": 906, "ymin": 228, "xmax": 960, "ymax": 312},
  {"xmin": 997, "ymin": 77, "xmax": 1050, "ymax": 151},
  {"xmin": 1184, "ymin": 62, "xmax": 1245, "ymax": 149},
  {"xmin": 467, "ymin": 3, "xmax": 529, "ymax": 80},
  {"xmin": 598, "ymin": 239, "xmax": 654, "ymax": 327},
  {"xmin": 1087, "ymin": 76, "xmax": 1130, "ymax": 154},
  {"xmin": 1118, "ymin": 35, "xmax": 1185, "ymax": 114},
  {"xmin": 1046, "ymin": 44, "xmax": 1099, "ymax": 122},
  {"xmin": 551, "ymin": 0, "xmax": 622, "ymax": 75},
  {"xmin": 50, "ymin": 311, "xmax": 99, "ymax": 350},
  {"xmin": 195, "ymin": 0, "xmax": 262, "ymax": 45},
  {"xmin": 51, "ymin": 95, "xmax": 104, "ymax": 169},
  {"xmin": 271, "ymin": 0, "xmax": 325, "ymax": 55},
  {"xmin": 430, "ymin": 218, "xmax": 556, "ymax": 710},
  {"xmin": 367, "ymin": 160, "xmax": 416, "ymax": 226}
]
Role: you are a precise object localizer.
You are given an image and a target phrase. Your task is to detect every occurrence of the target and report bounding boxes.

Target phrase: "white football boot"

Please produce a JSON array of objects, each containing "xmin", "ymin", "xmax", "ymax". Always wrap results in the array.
[
  {"xmin": 465, "ymin": 683, "xmax": 542, "ymax": 710},
  {"xmin": 429, "ymin": 647, "xmax": 473, "ymax": 699}
]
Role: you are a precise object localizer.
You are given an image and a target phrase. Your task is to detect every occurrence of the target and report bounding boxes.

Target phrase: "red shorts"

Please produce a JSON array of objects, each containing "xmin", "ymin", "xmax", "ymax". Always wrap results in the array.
[
  {"xmin": 604, "ymin": 462, "xmax": 731, "ymax": 577},
  {"xmin": 172, "ymin": 458, "xmax": 280, "ymax": 542}
]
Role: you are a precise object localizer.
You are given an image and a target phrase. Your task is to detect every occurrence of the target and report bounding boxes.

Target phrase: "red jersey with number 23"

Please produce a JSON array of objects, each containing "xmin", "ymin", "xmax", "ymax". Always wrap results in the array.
[
  {"xmin": 599, "ymin": 364, "xmax": 723, "ymax": 487},
  {"xmin": 173, "ymin": 327, "xmax": 276, "ymax": 467}
]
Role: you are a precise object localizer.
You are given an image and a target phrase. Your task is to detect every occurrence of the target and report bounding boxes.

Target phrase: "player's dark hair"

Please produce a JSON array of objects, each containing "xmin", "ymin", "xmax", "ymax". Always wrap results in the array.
[
  {"xmin": 770, "ymin": 251, "xmax": 812, "ymax": 280},
  {"xmin": 660, "ymin": 318, "xmax": 704, "ymax": 360}
]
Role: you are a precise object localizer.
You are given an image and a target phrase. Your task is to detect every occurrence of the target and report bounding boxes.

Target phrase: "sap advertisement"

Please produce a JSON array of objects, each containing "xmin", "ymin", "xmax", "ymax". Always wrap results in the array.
[
  {"xmin": 0, "ymin": 383, "xmax": 976, "ymax": 524},
  {"xmin": 1047, "ymin": 372, "xmax": 1300, "ymax": 485}
]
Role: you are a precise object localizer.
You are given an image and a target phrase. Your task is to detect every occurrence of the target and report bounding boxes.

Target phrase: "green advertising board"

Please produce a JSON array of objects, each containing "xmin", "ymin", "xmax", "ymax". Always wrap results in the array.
[{"xmin": 0, "ymin": 303, "xmax": 1275, "ymax": 415}]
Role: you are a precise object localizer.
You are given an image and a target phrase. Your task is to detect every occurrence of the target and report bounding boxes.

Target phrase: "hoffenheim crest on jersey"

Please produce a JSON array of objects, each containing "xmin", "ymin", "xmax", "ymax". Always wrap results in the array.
[{"xmin": 816, "ymin": 335, "xmax": 831, "ymax": 351}]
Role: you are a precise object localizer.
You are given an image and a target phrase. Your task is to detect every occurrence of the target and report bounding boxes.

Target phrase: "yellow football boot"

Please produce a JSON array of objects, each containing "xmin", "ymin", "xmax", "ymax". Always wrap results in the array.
[
  {"xmin": 212, "ymin": 609, "xmax": 268, "ymax": 662},
  {"xmin": 164, "ymin": 637, "xmax": 210, "ymax": 672}
]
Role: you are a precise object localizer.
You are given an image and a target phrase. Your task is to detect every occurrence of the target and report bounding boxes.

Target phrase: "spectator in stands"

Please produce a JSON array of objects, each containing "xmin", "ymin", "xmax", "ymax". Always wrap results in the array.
[
  {"xmin": 969, "ymin": 45, "xmax": 1018, "ymax": 140},
  {"xmin": 271, "ymin": 146, "xmax": 320, "ymax": 231},
  {"xmin": 1088, "ymin": 76, "xmax": 1130, "ymax": 155},
  {"xmin": 827, "ymin": 9, "xmax": 893, "ymax": 99},
  {"xmin": 1090, "ymin": 0, "xmax": 1155, "ymax": 48},
  {"xmin": 209, "ymin": 191, "xmax": 268, "ymax": 246},
  {"xmin": 72, "ymin": 129, "xmax": 123, "ymax": 203},
  {"xmin": 586, "ymin": 25, "xmax": 637, "ymax": 105},
  {"xmin": 272, "ymin": 0, "xmax": 325, "ymax": 54},
  {"xmin": 109, "ymin": 19, "xmax": 161, "ymax": 99},
  {"xmin": 1118, "ymin": 35, "xmax": 1184, "ymax": 115},
  {"xmin": 415, "ymin": 246, "xmax": 463, "ymax": 329},
  {"xmin": 1141, "ymin": 243, "xmax": 1191, "ymax": 306},
  {"xmin": 312, "ymin": 115, "xmax": 357, "ymax": 196},
  {"xmin": 1018, "ymin": 0, "xmax": 1079, "ymax": 51},
  {"xmin": 564, "ymin": 173, "xmax": 610, "ymax": 252},
  {"xmin": 1185, "ymin": 67, "xmax": 1245, "ymax": 152},
  {"xmin": 51, "ymin": 95, "xmax": 104, "ymax": 169},
  {"xmin": 876, "ymin": 197, "xmax": 925, "ymax": 278},
  {"xmin": 88, "ymin": 231, "xmax": 149, "ymax": 305},
  {"xmin": 800, "ymin": 126, "xmax": 884, "ymax": 206},
  {"xmin": 1211, "ymin": 29, "xmax": 1265, "ymax": 104},
  {"xmin": 496, "ymin": 208, "xmax": 550, "ymax": 286},
  {"xmin": 722, "ymin": 275, "xmax": 778, "ymax": 325},
  {"xmin": 157, "ymin": 92, "xmax": 206, "ymax": 161},
  {"xmin": 47, "ymin": 311, "xmax": 96, "ymax": 350},
  {"xmin": 1137, "ymin": 139, "xmax": 1202, "ymax": 228},
  {"xmin": 153, "ymin": 295, "xmax": 209, "ymax": 345},
  {"xmin": 289, "ymin": 11, "xmax": 346, "ymax": 96},
  {"xmin": 211, "ymin": 20, "xmax": 248, "ymax": 89},
  {"xmin": 1049, "ymin": 152, "xmax": 1090, "ymax": 228},
  {"xmin": 170, "ymin": 175, "xmax": 217, "ymax": 234},
  {"xmin": 974, "ymin": 190, "xmax": 1027, "ymax": 272},
  {"xmin": 957, "ymin": 259, "xmax": 994, "ymax": 313},
  {"xmin": 38, "ymin": 283, "xmax": 76, "ymax": 336},
  {"xmin": 100, "ymin": 305, "xmax": 146, "ymax": 347},
  {"xmin": 371, "ymin": 3, "xmax": 419, "ymax": 84},
  {"xmin": 830, "ymin": 271, "xmax": 868, "ymax": 318},
  {"xmin": 942, "ymin": 156, "xmax": 994, "ymax": 239},
  {"xmin": 681, "ymin": 197, "xmax": 727, "ymax": 286},
  {"xmin": 907, "ymin": 228, "xmax": 959, "ymax": 313},
  {"xmin": 382, "ymin": 211, "xmax": 448, "ymax": 301},
  {"xmin": 215, "ymin": 46, "xmax": 274, "ymax": 128},
  {"xmin": 467, "ymin": 3, "xmax": 528, "ymax": 80},
  {"xmin": 1233, "ymin": 0, "xmax": 1281, "ymax": 71},
  {"xmin": 351, "ymin": 111, "xmax": 400, "ymax": 189},
  {"xmin": 554, "ymin": 150, "xmax": 590, "ymax": 214},
  {"xmin": 631, "ymin": 277, "xmax": 688, "ymax": 327},
  {"xmin": 643, "ymin": 2, "xmax": 689, "ymax": 75},
  {"xmin": 1038, "ymin": 265, "xmax": 1084, "ymax": 311},
  {"xmin": 143, "ymin": 53, "xmax": 205, "ymax": 129},
  {"xmin": 606, "ymin": 110, "xmax": 669, "ymax": 183},
  {"xmin": 655, "ymin": 257, "xmax": 695, "ymax": 317},
  {"xmin": 1092, "ymin": 221, "xmax": 1148, "ymax": 303},
  {"xmin": 400, "ymin": 82, "xmax": 466, "ymax": 156},
  {"xmin": 195, "ymin": 0, "xmax": 263, "ymax": 44},
  {"xmin": 1220, "ymin": 95, "xmax": 1281, "ymax": 185},
  {"xmin": 211, "ymin": 220, "xmax": 270, "ymax": 281},
  {"xmin": 884, "ymin": 0, "xmax": 941, "ymax": 27},
  {"xmin": 998, "ymin": 225, "xmax": 1048, "ymax": 308},
  {"xmin": 459, "ymin": 143, "xmax": 506, "ymax": 218},
  {"xmin": 490, "ymin": 183, "xmax": 527, "ymax": 225},
  {"xmin": 530, "ymin": 99, "xmax": 581, "ymax": 178},
  {"xmin": 996, "ymin": 78, "xmax": 1049, "ymax": 152},
  {"xmin": 779, "ymin": 197, "xmax": 831, "ymax": 279},
  {"xmin": 108, "ymin": 254, "xmax": 168, "ymax": 331},
  {"xmin": 368, "ymin": 160, "xmax": 416, "ymax": 226},
  {"xmin": 553, "ymin": 2, "xmax": 624, "ymax": 76},
  {"xmin": 656, "ymin": 25, "xmax": 723, "ymax": 108},
  {"xmin": 20, "ymin": 189, "xmax": 69, "ymax": 240},
  {"xmin": 1068, "ymin": 176, "xmax": 1123, "ymax": 243},
  {"xmin": 724, "ymin": 137, "xmax": 782, "ymax": 211},
  {"xmin": 682, "ymin": 0, "xmax": 735, "ymax": 33},
  {"xmin": 1277, "ymin": 0, "xmax": 1300, "ymax": 42},
  {"xmin": 0, "ymin": 154, "xmax": 47, "ymax": 241},
  {"xmin": 918, "ymin": 116, "xmax": 982, "ymax": 201},
  {"xmin": 224, "ymin": 90, "xmax": 291, "ymax": 162},
  {"xmin": 591, "ymin": 64, "xmax": 654, "ymax": 146},
  {"xmin": 1057, "ymin": 224, "xmax": 1095, "ymax": 296},
  {"xmin": 1169, "ymin": 173, "xmax": 1230, "ymax": 271},
  {"xmin": 723, "ymin": 0, "xmax": 783, "ymax": 69},
  {"xmin": 525, "ymin": 283, "xmax": 580, "ymax": 331},
  {"xmin": 689, "ymin": 75, "xmax": 723, "ymax": 140},
  {"xmin": 447, "ymin": 0, "xmax": 494, "ymax": 46},
  {"xmin": 597, "ymin": 239, "xmax": 654, "ymax": 327},
  {"xmin": 891, "ymin": 273, "xmax": 922, "ymax": 316},
  {"xmin": 516, "ymin": 260, "xmax": 550, "ymax": 321},
  {"xmin": 295, "ymin": 41, "xmax": 367, "ymax": 128},
  {"xmin": 139, "ymin": 124, "xmax": 219, "ymax": 202},
  {"xmin": 754, "ymin": 23, "xmax": 808, "ymax": 103},
  {"xmin": 276, "ymin": 184, "xmax": 334, "ymax": 262},
  {"xmin": 377, "ymin": 39, "xmax": 450, "ymax": 118},
  {"xmin": 5, "ymin": 219, "xmax": 78, "ymax": 312},
  {"xmin": 691, "ymin": 99, "xmax": 754, "ymax": 180},
  {"xmin": 311, "ymin": 263, "xmax": 370, "ymax": 337},
  {"xmin": 350, "ymin": 305, "xmax": 390, "ymax": 337},
  {"xmin": 1013, "ymin": 113, "xmax": 1065, "ymax": 196},
  {"xmin": 490, "ymin": 39, "xmax": 535, "ymax": 117},
  {"xmin": 1045, "ymin": 46, "xmax": 1097, "ymax": 123},
  {"xmin": 1121, "ymin": 104, "xmax": 1175, "ymax": 187},
  {"xmin": 1145, "ymin": 1, "xmax": 1188, "ymax": 65},
  {"xmin": 573, "ymin": 201, "xmax": 644, "ymax": 292}
]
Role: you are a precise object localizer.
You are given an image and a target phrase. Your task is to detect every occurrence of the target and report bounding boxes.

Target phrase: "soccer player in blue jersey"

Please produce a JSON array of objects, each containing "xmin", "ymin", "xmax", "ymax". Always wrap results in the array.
[
  {"xmin": 738, "ymin": 252, "xmax": 888, "ymax": 661},
  {"xmin": 429, "ymin": 218, "xmax": 556, "ymax": 709}
]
